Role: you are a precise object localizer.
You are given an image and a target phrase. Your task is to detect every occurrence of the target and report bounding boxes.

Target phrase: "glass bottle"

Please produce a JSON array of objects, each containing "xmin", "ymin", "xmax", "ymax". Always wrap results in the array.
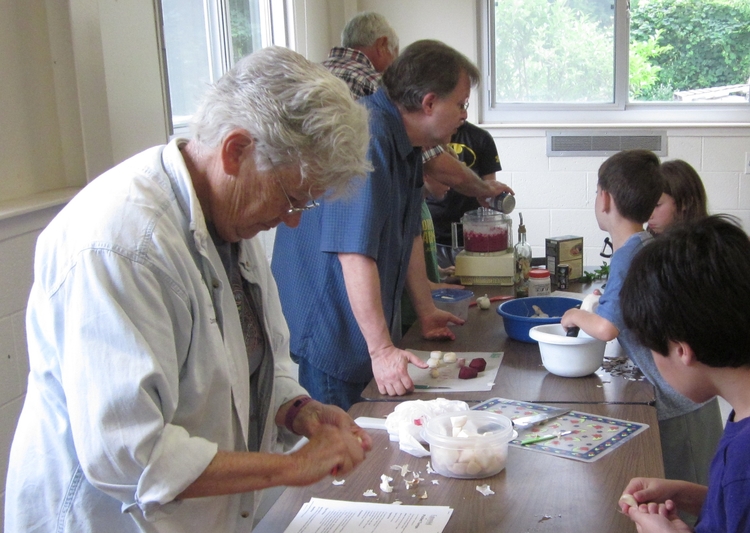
[{"xmin": 514, "ymin": 213, "xmax": 532, "ymax": 298}]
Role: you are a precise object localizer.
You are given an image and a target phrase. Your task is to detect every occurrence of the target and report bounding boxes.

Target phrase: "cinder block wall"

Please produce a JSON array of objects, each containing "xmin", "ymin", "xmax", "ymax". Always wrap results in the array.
[
  {"xmin": 0, "ymin": 206, "xmax": 63, "ymax": 526},
  {"xmin": 488, "ymin": 130, "xmax": 750, "ymax": 267}
]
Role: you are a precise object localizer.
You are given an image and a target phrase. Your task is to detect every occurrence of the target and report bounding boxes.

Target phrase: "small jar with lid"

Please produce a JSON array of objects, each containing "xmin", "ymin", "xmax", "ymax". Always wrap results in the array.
[{"xmin": 528, "ymin": 268, "xmax": 551, "ymax": 297}]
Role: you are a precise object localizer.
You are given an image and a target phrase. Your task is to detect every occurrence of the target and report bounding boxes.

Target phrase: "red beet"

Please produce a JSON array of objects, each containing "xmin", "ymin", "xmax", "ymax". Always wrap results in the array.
[
  {"xmin": 458, "ymin": 366, "xmax": 478, "ymax": 379},
  {"xmin": 469, "ymin": 358, "xmax": 487, "ymax": 372}
]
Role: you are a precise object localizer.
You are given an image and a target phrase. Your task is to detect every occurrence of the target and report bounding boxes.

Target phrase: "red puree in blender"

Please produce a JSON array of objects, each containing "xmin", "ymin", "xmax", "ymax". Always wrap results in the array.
[{"xmin": 464, "ymin": 228, "xmax": 508, "ymax": 253}]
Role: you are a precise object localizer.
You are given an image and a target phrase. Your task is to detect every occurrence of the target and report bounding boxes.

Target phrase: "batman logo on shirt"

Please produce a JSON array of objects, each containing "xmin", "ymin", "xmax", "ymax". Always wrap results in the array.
[{"xmin": 448, "ymin": 143, "xmax": 477, "ymax": 169}]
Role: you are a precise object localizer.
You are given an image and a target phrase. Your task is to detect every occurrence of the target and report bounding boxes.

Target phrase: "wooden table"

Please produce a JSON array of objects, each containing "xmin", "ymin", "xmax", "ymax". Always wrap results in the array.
[
  {"xmin": 362, "ymin": 284, "xmax": 655, "ymax": 405},
  {"xmin": 253, "ymin": 401, "xmax": 664, "ymax": 533}
]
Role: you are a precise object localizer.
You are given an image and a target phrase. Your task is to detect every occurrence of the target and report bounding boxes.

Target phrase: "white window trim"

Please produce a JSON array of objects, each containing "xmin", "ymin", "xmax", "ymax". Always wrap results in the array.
[
  {"xmin": 478, "ymin": 0, "xmax": 750, "ymax": 126},
  {"xmin": 163, "ymin": 0, "xmax": 286, "ymax": 137}
]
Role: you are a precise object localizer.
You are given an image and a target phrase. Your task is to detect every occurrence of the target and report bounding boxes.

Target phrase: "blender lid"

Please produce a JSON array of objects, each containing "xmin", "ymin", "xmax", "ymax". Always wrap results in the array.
[{"xmin": 463, "ymin": 207, "xmax": 509, "ymax": 221}]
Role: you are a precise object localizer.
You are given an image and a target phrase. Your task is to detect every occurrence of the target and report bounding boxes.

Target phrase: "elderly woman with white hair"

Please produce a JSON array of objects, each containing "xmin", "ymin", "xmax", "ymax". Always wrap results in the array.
[{"xmin": 5, "ymin": 46, "xmax": 372, "ymax": 533}]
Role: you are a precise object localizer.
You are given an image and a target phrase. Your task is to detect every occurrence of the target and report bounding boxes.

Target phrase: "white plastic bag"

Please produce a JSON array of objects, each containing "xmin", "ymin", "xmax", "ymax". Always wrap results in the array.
[
  {"xmin": 581, "ymin": 293, "xmax": 600, "ymax": 312},
  {"xmin": 384, "ymin": 398, "xmax": 470, "ymax": 457}
]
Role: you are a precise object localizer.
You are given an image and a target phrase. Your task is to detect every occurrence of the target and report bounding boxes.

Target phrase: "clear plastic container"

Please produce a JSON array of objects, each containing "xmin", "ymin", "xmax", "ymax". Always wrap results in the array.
[
  {"xmin": 460, "ymin": 208, "xmax": 512, "ymax": 253},
  {"xmin": 432, "ymin": 289, "xmax": 474, "ymax": 321},
  {"xmin": 422, "ymin": 411, "xmax": 514, "ymax": 479}
]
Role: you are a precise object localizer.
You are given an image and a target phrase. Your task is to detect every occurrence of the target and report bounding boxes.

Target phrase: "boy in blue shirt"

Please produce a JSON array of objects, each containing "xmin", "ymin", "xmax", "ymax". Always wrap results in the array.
[
  {"xmin": 616, "ymin": 215, "xmax": 750, "ymax": 532},
  {"xmin": 562, "ymin": 150, "xmax": 722, "ymax": 491}
]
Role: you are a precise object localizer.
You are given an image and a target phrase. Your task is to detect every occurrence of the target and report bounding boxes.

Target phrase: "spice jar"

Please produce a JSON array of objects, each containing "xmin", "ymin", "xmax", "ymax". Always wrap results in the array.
[
  {"xmin": 486, "ymin": 192, "xmax": 516, "ymax": 214},
  {"xmin": 528, "ymin": 268, "xmax": 551, "ymax": 297}
]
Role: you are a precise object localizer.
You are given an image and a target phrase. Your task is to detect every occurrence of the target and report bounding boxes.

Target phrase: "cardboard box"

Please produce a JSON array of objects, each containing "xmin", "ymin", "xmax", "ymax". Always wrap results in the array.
[{"xmin": 546, "ymin": 235, "xmax": 583, "ymax": 281}]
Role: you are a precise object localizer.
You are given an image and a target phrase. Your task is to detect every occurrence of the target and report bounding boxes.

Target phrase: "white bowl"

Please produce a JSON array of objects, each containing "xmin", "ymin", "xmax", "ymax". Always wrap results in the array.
[
  {"xmin": 529, "ymin": 324, "xmax": 606, "ymax": 378},
  {"xmin": 421, "ymin": 411, "xmax": 514, "ymax": 479}
]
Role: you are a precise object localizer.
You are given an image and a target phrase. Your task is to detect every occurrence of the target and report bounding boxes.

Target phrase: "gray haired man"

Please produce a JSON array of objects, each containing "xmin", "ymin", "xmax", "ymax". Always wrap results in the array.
[
  {"xmin": 274, "ymin": 40, "xmax": 487, "ymax": 410},
  {"xmin": 323, "ymin": 12, "xmax": 512, "ymax": 201}
]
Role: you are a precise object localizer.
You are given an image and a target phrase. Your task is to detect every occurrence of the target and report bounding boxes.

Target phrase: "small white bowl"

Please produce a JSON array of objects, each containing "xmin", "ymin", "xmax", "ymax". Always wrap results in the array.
[
  {"xmin": 529, "ymin": 324, "xmax": 606, "ymax": 378},
  {"xmin": 421, "ymin": 411, "xmax": 514, "ymax": 479}
]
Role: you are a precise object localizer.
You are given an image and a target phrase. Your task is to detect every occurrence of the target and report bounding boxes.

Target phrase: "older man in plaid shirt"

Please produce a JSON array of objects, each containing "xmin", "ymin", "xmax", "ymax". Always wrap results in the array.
[{"xmin": 322, "ymin": 12, "xmax": 511, "ymax": 199}]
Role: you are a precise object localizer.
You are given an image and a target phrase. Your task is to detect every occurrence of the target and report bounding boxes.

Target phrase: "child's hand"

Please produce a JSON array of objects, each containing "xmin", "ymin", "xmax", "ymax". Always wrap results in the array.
[
  {"xmin": 619, "ymin": 477, "xmax": 705, "ymax": 519},
  {"xmin": 561, "ymin": 307, "xmax": 618, "ymax": 341},
  {"xmin": 626, "ymin": 501, "xmax": 692, "ymax": 533},
  {"xmin": 620, "ymin": 477, "xmax": 680, "ymax": 512},
  {"xmin": 561, "ymin": 307, "xmax": 583, "ymax": 330}
]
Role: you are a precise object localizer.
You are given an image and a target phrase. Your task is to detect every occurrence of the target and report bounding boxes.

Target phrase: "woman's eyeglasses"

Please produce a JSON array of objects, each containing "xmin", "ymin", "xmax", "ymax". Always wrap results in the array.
[{"xmin": 278, "ymin": 180, "xmax": 319, "ymax": 214}]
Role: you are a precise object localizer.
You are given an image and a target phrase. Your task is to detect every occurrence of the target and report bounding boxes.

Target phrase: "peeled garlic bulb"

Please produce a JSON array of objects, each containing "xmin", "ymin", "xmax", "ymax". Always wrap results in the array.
[{"xmin": 477, "ymin": 295, "xmax": 491, "ymax": 310}]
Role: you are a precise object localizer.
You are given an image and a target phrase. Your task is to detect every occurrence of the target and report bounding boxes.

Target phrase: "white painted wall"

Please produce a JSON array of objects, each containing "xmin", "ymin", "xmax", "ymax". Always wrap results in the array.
[
  {"xmin": 489, "ymin": 127, "xmax": 750, "ymax": 263},
  {"xmin": 0, "ymin": 1, "xmax": 73, "ymax": 202},
  {"xmin": 97, "ymin": 0, "xmax": 170, "ymax": 164},
  {"xmin": 0, "ymin": 205, "xmax": 65, "ymax": 528}
]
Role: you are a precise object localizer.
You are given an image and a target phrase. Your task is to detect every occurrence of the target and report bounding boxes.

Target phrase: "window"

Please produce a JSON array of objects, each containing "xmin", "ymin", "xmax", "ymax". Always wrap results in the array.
[
  {"xmin": 480, "ymin": 0, "xmax": 750, "ymax": 123},
  {"xmin": 159, "ymin": 0, "xmax": 278, "ymax": 134}
]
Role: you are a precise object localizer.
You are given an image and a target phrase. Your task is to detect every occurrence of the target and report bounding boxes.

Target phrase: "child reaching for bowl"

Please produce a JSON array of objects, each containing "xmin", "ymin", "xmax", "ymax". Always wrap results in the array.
[
  {"xmin": 561, "ymin": 150, "xmax": 722, "ymax": 504},
  {"xmin": 617, "ymin": 215, "xmax": 750, "ymax": 532}
]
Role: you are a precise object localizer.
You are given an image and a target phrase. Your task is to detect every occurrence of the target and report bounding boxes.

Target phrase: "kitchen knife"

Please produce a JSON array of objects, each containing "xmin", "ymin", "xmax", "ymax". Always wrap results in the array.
[{"xmin": 512, "ymin": 407, "xmax": 571, "ymax": 429}]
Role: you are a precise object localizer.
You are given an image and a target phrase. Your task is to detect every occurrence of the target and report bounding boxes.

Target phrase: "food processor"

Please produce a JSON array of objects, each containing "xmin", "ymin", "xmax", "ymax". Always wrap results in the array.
[{"xmin": 452, "ymin": 206, "xmax": 515, "ymax": 285}]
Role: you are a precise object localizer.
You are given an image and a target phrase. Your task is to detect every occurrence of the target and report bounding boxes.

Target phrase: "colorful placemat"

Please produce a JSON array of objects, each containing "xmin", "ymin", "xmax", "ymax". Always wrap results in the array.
[{"xmin": 472, "ymin": 397, "xmax": 649, "ymax": 463}]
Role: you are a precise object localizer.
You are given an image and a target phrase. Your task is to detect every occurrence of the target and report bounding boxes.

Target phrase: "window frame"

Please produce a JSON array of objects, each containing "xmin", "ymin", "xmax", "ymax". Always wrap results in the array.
[
  {"xmin": 159, "ymin": 0, "xmax": 284, "ymax": 136},
  {"xmin": 478, "ymin": 0, "xmax": 750, "ymax": 125}
]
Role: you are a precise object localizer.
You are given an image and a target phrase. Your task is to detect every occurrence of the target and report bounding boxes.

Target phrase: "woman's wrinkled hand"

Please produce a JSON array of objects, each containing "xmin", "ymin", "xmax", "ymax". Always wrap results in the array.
[
  {"xmin": 288, "ymin": 424, "xmax": 369, "ymax": 485},
  {"xmin": 295, "ymin": 401, "xmax": 373, "ymax": 452}
]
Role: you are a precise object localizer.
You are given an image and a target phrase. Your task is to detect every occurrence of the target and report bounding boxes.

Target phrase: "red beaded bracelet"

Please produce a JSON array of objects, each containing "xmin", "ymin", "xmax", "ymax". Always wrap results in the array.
[{"xmin": 284, "ymin": 396, "xmax": 314, "ymax": 434}]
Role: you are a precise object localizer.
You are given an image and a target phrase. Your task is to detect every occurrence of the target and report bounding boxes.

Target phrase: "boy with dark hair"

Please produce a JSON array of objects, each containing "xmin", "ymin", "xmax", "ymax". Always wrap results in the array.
[
  {"xmin": 562, "ymin": 150, "xmax": 723, "ymax": 493},
  {"xmin": 618, "ymin": 215, "xmax": 750, "ymax": 532}
]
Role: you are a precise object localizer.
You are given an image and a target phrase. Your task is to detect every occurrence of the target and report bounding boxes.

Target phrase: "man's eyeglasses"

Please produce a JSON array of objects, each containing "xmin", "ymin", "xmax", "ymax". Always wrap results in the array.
[
  {"xmin": 600, "ymin": 237, "xmax": 613, "ymax": 258},
  {"xmin": 278, "ymin": 180, "xmax": 319, "ymax": 214},
  {"xmin": 459, "ymin": 101, "xmax": 470, "ymax": 111}
]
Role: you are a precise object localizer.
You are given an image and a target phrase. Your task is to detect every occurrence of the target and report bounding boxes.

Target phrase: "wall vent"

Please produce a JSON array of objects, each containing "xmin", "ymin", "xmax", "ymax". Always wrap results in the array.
[{"xmin": 546, "ymin": 130, "xmax": 667, "ymax": 157}]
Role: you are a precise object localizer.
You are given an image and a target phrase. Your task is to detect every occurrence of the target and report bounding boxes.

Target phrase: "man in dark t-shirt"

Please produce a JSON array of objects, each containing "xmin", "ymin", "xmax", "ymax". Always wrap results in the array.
[{"xmin": 427, "ymin": 121, "xmax": 502, "ymax": 265}]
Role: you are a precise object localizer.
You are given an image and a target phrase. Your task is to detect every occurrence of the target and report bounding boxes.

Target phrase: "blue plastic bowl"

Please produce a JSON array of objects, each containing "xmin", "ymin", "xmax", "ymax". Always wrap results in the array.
[{"xmin": 497, "ymin": 297, "xmax": 582, "ymax": 343}]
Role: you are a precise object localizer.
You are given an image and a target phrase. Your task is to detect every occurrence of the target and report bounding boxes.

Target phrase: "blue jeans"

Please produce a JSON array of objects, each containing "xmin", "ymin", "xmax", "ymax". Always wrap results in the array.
[{"xmin": 294, "ymin": 355, "xmax": 369, "ymax": 411}]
